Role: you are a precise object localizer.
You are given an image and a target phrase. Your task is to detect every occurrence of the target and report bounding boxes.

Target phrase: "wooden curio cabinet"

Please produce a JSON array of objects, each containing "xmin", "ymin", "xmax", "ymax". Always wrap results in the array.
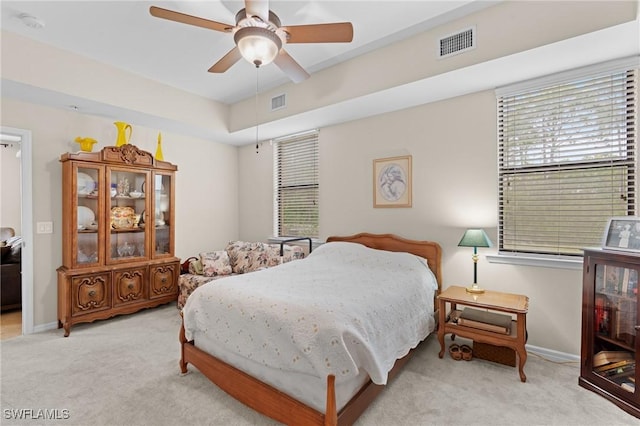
[
  {"xmin": 580, "ymin": 248, "xmax": 639, "ymax": 418},
  {"xmin": 57, "ymin": 144, "xmax": 179, "ymax": 336}
]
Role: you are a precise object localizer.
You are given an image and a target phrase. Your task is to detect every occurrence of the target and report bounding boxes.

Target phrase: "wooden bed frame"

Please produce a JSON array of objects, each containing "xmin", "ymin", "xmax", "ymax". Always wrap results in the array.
[{"xmin": 179, "ymin": 233, "xmax": 442, "ymax": 425}]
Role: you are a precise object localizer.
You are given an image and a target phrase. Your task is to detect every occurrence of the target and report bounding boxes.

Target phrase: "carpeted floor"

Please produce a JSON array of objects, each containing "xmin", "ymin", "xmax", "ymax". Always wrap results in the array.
[{"xmin": 0, "ymin": 304, "xmax": 637, "ymax": 425}]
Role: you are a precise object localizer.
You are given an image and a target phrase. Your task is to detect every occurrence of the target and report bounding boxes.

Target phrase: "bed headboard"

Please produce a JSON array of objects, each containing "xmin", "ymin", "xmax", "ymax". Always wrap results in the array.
[{"xmin": 326, "ymin": 233, "xmax": 443, "ymax": 293}]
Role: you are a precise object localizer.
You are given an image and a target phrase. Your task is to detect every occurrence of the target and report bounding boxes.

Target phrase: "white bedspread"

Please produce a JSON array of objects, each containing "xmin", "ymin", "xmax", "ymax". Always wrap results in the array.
[{"xmin": 183, "ymin": 241, "xmax": 438, "ymax": 387}]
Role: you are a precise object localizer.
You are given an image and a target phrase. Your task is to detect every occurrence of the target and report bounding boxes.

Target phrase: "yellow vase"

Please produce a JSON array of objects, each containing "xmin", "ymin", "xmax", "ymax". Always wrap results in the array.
[
  {"xmin": 155, "ymin": 132, "xmax": 164, "ymax": 161},
  {"xmin": 114, "ymin": 121, "xmax": 132, "ymax": 147},
  {"xmin": 74, "ymin": 137, "xmax": 97, "ymax": 152}
]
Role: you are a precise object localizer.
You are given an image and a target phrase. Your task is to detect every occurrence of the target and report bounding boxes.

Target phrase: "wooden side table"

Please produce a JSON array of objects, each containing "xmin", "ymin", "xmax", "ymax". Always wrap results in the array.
[{"xmin": 437, "ymin": 286, "xmax": 529, "ymax": 382}]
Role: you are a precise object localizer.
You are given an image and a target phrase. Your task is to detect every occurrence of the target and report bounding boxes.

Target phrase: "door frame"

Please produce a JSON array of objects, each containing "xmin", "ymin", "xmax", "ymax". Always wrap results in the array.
[{"xmin": 1, "ymin": 126, "xmax": 33, "ymax": 335}]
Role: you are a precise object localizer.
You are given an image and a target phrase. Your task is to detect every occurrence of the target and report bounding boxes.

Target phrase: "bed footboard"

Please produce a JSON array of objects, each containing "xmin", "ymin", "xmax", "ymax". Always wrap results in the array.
[
  {"xmin": 179, "ymin": 320, "xmax": 338, "ymax": 425},
  {"xmin": 179, "ymin": 319, "xmax": 424, "ymax": 425},
  {"xmin": 179, "ymin": 317, "xmax": 188, "ymax": 374}
]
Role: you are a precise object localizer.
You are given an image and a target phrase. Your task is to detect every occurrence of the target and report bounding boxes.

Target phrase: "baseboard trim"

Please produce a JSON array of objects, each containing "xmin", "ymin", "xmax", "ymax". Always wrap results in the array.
[
  {"xmin": 32, "ymin": 321, "xmax": 58, "ymax": 334},
  {"xmin": 526, "ymin": 343, "xmax": 580, "ymax": 363}
]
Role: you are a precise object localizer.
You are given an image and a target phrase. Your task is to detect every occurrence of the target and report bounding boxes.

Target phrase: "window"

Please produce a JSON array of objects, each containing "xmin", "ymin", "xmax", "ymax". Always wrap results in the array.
[
  {"xmin": 274, "ymin": 130, "xmax": 319, "ymax": 238},
  {"xmin": 497, "ymin": 63, "xmax": 637, "ymax": 256}
]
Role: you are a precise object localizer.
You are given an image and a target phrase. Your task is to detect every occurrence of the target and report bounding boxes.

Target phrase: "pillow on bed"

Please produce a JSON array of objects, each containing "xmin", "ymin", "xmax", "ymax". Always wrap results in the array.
[{"xmin": 200, "ymin": 251, "xmax": 232, "ymax": 277}]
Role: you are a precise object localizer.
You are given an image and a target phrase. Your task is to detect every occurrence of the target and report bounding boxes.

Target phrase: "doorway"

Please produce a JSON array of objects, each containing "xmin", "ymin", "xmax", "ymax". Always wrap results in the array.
[{"xmin": 0, "ymin": 126, "xmax": 34, "ymax": 337}]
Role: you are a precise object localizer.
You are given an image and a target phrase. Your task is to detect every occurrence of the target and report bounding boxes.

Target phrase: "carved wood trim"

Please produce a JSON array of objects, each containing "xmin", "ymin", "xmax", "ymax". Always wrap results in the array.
[
  {"xmin": 60, "ymin": 144, "xmax": 176, "ymax": 170},
  {"xmin": 73, "ymin": 274, "xmax": 110, "ymax": 314},
  {"xmin": 103, "ymin": 144, "xmax": 154, "ymax": 166},
  {"xmin": 150, "ymin": 264, "xmax": 177, "ymax": 296},
  {"xmin": 114, "ymin": 269, "xmax": 145, "ymax": 303}
]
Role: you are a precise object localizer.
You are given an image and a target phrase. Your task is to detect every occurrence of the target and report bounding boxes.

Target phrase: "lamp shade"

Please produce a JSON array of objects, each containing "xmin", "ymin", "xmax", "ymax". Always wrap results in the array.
[
  {"xmin": 458, "ymin": 229, "xmax": 493, "ymax": 248},
  {"xmin": 235, "ymin": 27, "xmax": 282, "ymax": 67}
]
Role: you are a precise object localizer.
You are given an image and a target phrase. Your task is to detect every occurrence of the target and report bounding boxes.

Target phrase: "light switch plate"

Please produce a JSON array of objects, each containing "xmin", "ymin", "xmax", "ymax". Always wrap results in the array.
[{"xmin": 36, "ymin": 221, "xmax": 53, "ymax": 234}]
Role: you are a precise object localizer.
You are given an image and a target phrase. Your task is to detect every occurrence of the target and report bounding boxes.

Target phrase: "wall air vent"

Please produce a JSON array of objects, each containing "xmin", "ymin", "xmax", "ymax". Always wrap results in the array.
[
  {"xmin": 271, "ymin": 93, "xmax": 287, "ymax": 111},
  {"xmin": 438, "ymin": 26, "xmax": 475, "ymax": 58}
]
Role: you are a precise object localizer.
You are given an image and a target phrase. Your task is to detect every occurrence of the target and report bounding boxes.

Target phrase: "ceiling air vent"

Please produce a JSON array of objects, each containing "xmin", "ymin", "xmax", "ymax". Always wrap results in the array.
[
  {"xmin": 271, "ymin": 93, "xmax": 286, "ymax": 112},
  {"xmin": 438, "ymin": 26, "xmax": 475, "ymax": 58}
]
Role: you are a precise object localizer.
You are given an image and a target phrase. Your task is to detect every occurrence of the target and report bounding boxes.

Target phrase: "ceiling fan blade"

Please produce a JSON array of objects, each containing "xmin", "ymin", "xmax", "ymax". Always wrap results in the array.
[
  {"xmin": 282, "ymin": 22, "xmax": 354, "ymax": 44},
  {"xmin": 208, "ymin": 47, "xmax": 243, "ymax": 73},
  {"xmin": 274, "ymin": 49, "xmax": 310, "ymax": 83},
  {"xmin": 150, "ymin": 6, "xmax": 233, "ymax": 33},
  {"xmin": 244, "ymin": 0, "xmax": 270, "ymax": 23}
]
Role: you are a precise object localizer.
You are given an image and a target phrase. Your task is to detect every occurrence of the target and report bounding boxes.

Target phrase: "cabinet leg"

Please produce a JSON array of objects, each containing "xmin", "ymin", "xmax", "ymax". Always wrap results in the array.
[
  {"xmin": 516, "ymin": 348, "xmax": 527, "ymax": 382},
  {"xmin": 63, "ymin": 322, "xmax": 70, "ymax": 337}
]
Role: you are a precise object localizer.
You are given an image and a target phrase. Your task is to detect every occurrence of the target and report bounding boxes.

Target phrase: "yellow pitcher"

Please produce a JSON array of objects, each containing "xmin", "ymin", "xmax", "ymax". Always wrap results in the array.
[{"xmin": 114, "ymin": 121, "xmax": 132, "ymax": 147}]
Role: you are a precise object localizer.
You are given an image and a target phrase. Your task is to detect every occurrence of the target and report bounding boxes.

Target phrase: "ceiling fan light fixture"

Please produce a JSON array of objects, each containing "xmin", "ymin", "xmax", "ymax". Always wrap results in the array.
[{"xmin": 234, "ymin": 27, "xmax": 282, "ymax": 68}]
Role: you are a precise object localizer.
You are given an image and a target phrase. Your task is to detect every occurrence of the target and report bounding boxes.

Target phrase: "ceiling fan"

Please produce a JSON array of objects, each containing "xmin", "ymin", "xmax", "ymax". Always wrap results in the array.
[{"xmin": 149, "ymin": 1, "xmax": 354, "ymax": 83}]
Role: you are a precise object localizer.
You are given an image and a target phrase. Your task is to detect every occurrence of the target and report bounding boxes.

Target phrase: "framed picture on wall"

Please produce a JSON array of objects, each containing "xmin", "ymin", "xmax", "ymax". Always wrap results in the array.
[
  {"xmin": 373, "ymin": 155, "xmax": 412, "ymax": 208},
  {"xmin": 603, "ymin": 217, "xmax": 640, "ymax": 252}
]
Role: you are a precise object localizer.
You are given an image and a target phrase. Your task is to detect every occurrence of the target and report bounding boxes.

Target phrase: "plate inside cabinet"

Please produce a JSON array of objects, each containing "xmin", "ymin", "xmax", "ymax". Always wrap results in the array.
[
  {"xmin": 77, "ymin": 206, "xmax": 95, "ymax": 227},
  {"xmin": 77, "ymin": 172, "xmax": 95, "ymax": 195}
]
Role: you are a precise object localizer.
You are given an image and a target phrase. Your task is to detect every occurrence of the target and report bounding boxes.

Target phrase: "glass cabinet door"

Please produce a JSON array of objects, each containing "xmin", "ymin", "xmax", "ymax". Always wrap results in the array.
[
  {"xmin": 75, "ymin": 164, "xmax": 102, "ymax": 267},
  {"xmin": 592, "ymin": 263, "xmax": 638, "ymax": 394},
  {"xmin": 152, "ymin": 173, "xmax": 173, "ymax": 258},
  {"xmin": 107, "ymin": 167, "xmax": 149, "ymax": 264}
]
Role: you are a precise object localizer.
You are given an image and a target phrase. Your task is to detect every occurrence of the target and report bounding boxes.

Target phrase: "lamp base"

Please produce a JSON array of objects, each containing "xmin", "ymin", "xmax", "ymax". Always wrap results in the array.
[{"xmin": 466, "ymin": 285, "xmax": 485, "ymax": 294}]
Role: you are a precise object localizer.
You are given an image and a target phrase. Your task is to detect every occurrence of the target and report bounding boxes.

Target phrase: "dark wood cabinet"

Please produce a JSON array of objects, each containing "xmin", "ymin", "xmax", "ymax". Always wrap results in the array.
[
  {"xmin": 580, "ymin": 248, "xmax": 639, "ymax": 418},
  {"xmin": 57, "ymin": 144, "xmax": 179, "ymax": 336}
]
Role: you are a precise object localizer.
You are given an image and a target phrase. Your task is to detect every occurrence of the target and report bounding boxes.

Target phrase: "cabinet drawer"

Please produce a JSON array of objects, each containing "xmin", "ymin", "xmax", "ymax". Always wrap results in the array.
[
  {"xmin": 149, "ymin": 263, "xmax": 178, "ymax": 299},
  {"xmin": 113, "ymin": 267, "xmax": 146, "ymax": 306},
  {"xmin": 71, "ymin": 273, "xmax": 111, "ymax": 316}
]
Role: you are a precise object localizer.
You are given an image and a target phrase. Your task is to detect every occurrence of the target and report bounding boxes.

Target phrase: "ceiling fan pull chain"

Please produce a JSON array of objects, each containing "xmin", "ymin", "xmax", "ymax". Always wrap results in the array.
[{"xmin": 255, "ymin": 68, "xmax": 260, "ymax": 154}]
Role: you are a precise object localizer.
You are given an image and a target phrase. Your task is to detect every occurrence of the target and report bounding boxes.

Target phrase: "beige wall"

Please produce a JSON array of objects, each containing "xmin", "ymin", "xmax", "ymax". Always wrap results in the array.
[
  {"xmin": 238, "ymin": 90, "xmax": 583, "ymax": 356},
  {"xmin": 0, "ymin": 98, "xmax": 239, "ymax": 326}
]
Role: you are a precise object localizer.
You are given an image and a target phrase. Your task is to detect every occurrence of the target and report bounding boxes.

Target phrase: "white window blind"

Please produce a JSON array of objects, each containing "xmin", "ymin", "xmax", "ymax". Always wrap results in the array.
[
  {"xmin": 274, "ymin": 130, "xmax": 319, "ymax": 238},
  {"xmin": 498, "ymin": 67, "xmax": 637, "ymax": 256}
]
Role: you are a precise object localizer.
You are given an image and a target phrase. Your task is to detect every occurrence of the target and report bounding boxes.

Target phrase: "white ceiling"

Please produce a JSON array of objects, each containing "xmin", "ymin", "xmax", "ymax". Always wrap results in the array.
[
  {"xmin": 1, "ymin": 1, "xmax": 638, "ymax": 145},
  {"xmin": 0, "ymin": 0, "xmax": 494, "ymax": 104}
]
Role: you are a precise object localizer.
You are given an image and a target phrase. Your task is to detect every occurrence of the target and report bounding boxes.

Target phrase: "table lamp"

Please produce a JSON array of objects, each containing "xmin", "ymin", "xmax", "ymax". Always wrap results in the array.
[{"xmin": 458, "ymin": 229, "xmax": 493, "ymax": 294}]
